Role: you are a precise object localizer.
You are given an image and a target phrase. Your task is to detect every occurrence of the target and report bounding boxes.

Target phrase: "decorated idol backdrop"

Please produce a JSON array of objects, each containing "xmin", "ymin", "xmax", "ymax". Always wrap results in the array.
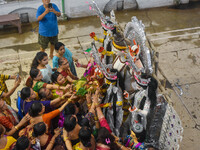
[{"xmin": 84, "ymin": 0, "xmax": 183, "ymax": 149}]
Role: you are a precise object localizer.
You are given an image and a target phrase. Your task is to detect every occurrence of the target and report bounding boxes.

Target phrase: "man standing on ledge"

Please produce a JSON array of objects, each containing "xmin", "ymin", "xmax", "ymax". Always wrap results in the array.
[{"xmin": 36, "ymin": 0, "xmax": 61, "ymax": 59}]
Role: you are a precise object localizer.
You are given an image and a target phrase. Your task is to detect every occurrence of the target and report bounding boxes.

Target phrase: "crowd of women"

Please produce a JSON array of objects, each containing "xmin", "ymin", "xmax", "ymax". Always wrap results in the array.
[{"xmin": 0, "ymin": 37, "xmax": 154, "ymax": 150}]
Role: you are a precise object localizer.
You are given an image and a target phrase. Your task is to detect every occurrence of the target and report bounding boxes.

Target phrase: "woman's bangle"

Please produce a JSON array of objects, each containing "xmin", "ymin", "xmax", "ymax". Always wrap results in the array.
[
  {"xmin": 94, "ymin": 103, "xmax": 99, "ymax": 106},
  {"xmin": 94, "ymin": 116, "xmax": 98, "ymax": 121},
  {"xmin": 14, "ymin": 126, "xmax": 19, "ymax": 130},
  {"xmin": 68, "ymin": 98, "xmax": 72, "ymax": 103},
  {"xmin": 60, "ymin": 95, "xmax": 65, "ymax": 100},
  {"xmin": 64, "ymin": 137, "xmax": 69, "ymax": 142},
  {"xmin": 87, "ymin": 103, "xmax": 92, "ymax": 107},
  {"xmin": 49, "ymin": 140, "xmax": 54, "ymax": 145},
  {"xmin": 94, "ymin": 103, "xmax": 100, "ymax": 107}
]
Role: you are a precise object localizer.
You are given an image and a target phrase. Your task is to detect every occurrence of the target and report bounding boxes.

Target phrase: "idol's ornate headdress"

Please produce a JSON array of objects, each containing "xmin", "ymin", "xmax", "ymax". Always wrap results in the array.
[
  {"xmin": 88, "ymin": 0, "xmax": 116, "ymax": 31},
  {"xmin": 91, "ymin": 42, "xmax": 117, "ymax": 80},
  {"xmin": 124, "ymin": 16, "xmax": 153, "ymax": 74}
]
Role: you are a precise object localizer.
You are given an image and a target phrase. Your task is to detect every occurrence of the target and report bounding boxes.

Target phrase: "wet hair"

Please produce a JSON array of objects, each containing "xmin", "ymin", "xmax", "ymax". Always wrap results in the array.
[
  {"xmin": 80, "ymin": 118, "xmax": 90, "ymax": 128},
  {"xmin": 38, "ymin": 88, "xmax": 46, "ymax": 99},
  {"xmin": 97, "ymin": 127, "xmax": 120, "ymax": 150},
  {"xmin": 138, "ymin": 74, "xmax": 158, "ymax": 108},
  {"xmin": 58, "ymin": 57, "xmax": 67, "ymax": 66},
  {"xmin": 64, "ymin": 103, "xmax": 76, "ymax": 116},
  {"xmin": 147, "ymin": 76, "xmax": 158, "ymax": 109},
  {"xmin": 28, "ymin": 102, "xmax": 43, "ymax": 117},
  {"xmin": 79, "ymin": 126, "xmax": 92, "ymax": 147},
  {"xmin": 110, "ymin": 68, "xmax": 125, "ymax": 91},
  {"xmin": 14, "ymin": 136, "xmax": 30, "ymax": 150},
  {"xmin": 107, "ymin": 69, "xmax": 124, "ymax": 90},
  {"xmin": 32, "ymin": 122, "xmax": 46, "ymax": 137},
  {"xmin": 64, "ymin": 115, "xmax": 77, "ymax": 132},
  {"xmin": 75, "ymin": 102, "xmax": 80, "ymax": 108},
  {"xmin": 31, "ymin": 52, "xmax": 48, "ymax": 68},
  {"xmin": 55, "ymin": 42, "xmax": 65, "ymax": 51},
  {"xmin": 51, "ymin": 71, "xmax": 61, "ymax": 83},
  {"xmin": 21, "ymin": 87, "xmax": 31, "ymax": 100},
  {"xmin": 140, "ymin": 75, "xmax": 158, "ymax": 142},
  {"xmin": 30, "ymin": 68, "xmax": 40, "ymax": 79}
]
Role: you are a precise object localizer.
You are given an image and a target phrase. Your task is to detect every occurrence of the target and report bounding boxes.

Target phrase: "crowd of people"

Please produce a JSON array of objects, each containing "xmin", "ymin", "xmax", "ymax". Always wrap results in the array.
[
  {"xmin": 0, "ymin": 28, "xmax": 161, "ymax": 149},
  {"xmin": 0, "ymin": 45, "xmax": 143, "ymax": 150}
]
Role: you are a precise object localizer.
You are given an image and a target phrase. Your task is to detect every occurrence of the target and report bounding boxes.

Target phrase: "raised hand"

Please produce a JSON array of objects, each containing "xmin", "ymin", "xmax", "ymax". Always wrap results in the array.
[
  {"xmin": 54, "ymin": 128, "xmax": 61, "ymax": 137},
  {"xmin": 14, "ymin": 76, "xmax": 21, "ymax": 87},
  {"xmin": 44, "ymin": 8, "xmax": 50, "ymax": 14},
  {"xmin": 86, "ymin": 91, "xmax": 92, "ymax": 104},
  {"xmin": 18, "ymin": 114, "xmax": 31, "ymax": 127}
]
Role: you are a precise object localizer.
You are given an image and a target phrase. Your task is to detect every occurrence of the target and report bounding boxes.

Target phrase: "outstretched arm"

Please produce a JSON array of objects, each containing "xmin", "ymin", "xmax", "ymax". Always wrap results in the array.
[
  {"xmin": 58, "ymin": 94, "xmax": 75, "ymax": 112},
  {"xmin": 51, "ymin": 91, "xmax": 72, "ymax": 107},
  {"xmin": 66, "ymin": 75, "xmax": 75, "ymax": 83},
  {"xmin": 46, "ymin": 128, "xmax": 61, "ymax": 150},
  {"xmin": 2, "ymin": 77, "xmax": 21, "ymax": 98},
  {"xmin": 93, "ymin": 89, "xmax": 112, "ymax": 133},
  {"xmin": 6, "ymin": 114, "xmax": 31, "ymax": 136},
  {"xmin": 46, "ymin": 84, "xmax": 70, "ymax": 91},
  {"xmin": 63, "ymin": 128, "xmax": 73, "ymax": 150},
  {"xmin": 93, "ymin": 89, "xmax": 104, "ymax": 120}
]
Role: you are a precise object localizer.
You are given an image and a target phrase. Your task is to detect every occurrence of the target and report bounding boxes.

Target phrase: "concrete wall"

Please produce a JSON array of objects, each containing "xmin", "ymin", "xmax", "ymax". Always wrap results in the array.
[
  {"xmin": 136, "ymin": 0, "xmax": 189, "ymax": 9},
  {"xmin": 65, "ymin": 0, "xmax": 110, "ymax": 18},
  {"xmin": 0, "ymin": 0, "xmax": 62, "ymax": 22},
  {"xmin": 65, "ymin": 0, "xmax": 189, "ymax": 18},
  {"xmin": 65, "ymin": 0, "xmax": 137, "ymax": 18},
  {"xmin": 124, "ymin": 0, "xmax": 137, "ymax": 9},
  {"xmin": 0, "ymin": 0, "xmax": 190, "ymax": 22},
  {"xmin": 180, "ymin": 0, "xmax": 190, "ymax": 4}
]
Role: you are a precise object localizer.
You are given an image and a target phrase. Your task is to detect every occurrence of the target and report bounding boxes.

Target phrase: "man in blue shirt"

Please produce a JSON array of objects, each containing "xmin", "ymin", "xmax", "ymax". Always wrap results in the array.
[{"xmin": 36, "ymin": 0, "xmax": 61, "ymax": 59}]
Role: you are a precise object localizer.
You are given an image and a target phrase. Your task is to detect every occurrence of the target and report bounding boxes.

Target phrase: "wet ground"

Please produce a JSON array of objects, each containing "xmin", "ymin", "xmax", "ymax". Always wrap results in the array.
[{"xmin": 0, "ymin": 1, "xmax": 200, "ymax": 149}]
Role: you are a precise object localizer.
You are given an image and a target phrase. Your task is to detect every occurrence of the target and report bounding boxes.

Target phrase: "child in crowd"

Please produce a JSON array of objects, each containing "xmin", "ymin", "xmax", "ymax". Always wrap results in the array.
[
  {"xmin": 57, "ymin": 57, "xmax": 78, "ymax": 81},
  {"xmin": 29, "ymin": 68, "xmax": 70, "ymax": 93},
  {"xmin": 53, "ymin": 42, "xmax": 78, "ymax": 76},
  {"xmin": 51, "ymin": 71, "xmax": 75, "ymax": 99}
]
